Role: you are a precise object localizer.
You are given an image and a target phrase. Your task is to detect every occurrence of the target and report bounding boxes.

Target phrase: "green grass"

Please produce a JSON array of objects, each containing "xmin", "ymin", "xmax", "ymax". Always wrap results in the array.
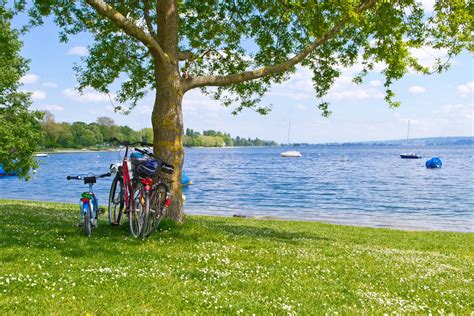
[{"xmin": 0, "ymin": 199, "xmax": 472, "ymax": 314}]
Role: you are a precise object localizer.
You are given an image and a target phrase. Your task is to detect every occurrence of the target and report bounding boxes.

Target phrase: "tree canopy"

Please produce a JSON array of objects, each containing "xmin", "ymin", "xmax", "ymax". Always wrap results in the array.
[
  {"xmin": 21, "ymin": 0, "xmax": 473, "ymax": 115},
  {"xmin": 0, "ymin": 1, "xmax": 42, "ymax": 178}
]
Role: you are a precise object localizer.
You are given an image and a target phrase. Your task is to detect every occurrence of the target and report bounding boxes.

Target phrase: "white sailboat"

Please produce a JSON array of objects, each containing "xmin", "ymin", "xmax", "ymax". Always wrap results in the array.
[
  {"xmin": 280, "ymin": 121, "xmax": 302, "ymax": 157},
  {"xmin": 400, "ymin": 120, "xmax": 421, "ymax": 159}
]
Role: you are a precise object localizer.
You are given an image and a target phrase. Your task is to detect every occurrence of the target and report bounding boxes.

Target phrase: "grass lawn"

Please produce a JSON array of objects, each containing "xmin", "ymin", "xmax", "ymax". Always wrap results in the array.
[{"xmin": 0, "ymin": 199, "xmax": 472, "ymax": 314}]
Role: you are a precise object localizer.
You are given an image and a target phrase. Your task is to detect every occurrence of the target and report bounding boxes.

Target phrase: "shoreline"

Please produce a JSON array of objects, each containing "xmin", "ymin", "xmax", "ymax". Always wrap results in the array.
[
  {"xmin": 37, "ymin": 145, "xmax": 281, "ymax": 154},
  {"xmin": 2, "ymin": 198, "xmax": 471, "ymax": 234},
  {"xmin": 37, "ymin": 148, "xmax": 116, "ymax": 154}
]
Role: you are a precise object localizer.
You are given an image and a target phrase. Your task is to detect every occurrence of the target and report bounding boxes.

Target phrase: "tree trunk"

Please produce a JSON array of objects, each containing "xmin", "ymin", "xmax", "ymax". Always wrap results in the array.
[
  {"xmin": 152, "ymin": 0, "xmax": 184, "ymax": 221},
  {"xmin": 152, "ymin": 72, "xmax": 184, "ymax": 222}
]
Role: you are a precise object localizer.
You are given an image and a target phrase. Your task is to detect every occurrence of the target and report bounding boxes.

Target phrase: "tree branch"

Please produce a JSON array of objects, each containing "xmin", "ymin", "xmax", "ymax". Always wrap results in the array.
[
  {"xmin": 85, "ymin": 0, "xmax": 169, "ymax": 63},
  {"xmin": 182, "ymin": 0, "xmax": 378, "ymax": 91},
  {"xmin": 178, "ymin": 50, "xmax": 193, "ymax": 61},
  {"xmin": 143, "ymin": 0, "xmax": 158, "ymax": 40}
]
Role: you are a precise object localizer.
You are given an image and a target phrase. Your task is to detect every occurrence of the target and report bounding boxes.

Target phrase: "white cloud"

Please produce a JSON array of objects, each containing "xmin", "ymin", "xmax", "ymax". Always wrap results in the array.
[
  {"xmin": 42, "ymin": 82, "xmax": 58, "ymax": 88},
  {"xmin": 67, "ymin": 46, "xmax": 89, "ymax": 56},
  {"xmin": 457, "ymin": 81, "xmax": 474, "ymax": 97},
  {"xmin": 274, "ymin": 68, "xmax": 313, "ymax": 100},
  {"xmin": 137, "ymin": 104, "xmax": 153, "ymax": 114},
  {"xmin": 63, "ymin": 88, "xmax": 112, "ymax": 103},
  {"xmin": 340, "ymin": 60, "xmax": 386, "ymax": 76},
  {"xmin": 408, "ymin": 85, "xmax": 426, "ymax": 94},
  {"xmin": 271, "ymin": 65, "xmax": 385, "ymax": 102},
  {"xmin": 409, "ymin": 47, "xmax": 449, "ymax": 69},
  {"xmin": 436, "ymin": 103, "xmax": 473, "ymax": 120},
  {"xmin": 20, "ymin": 90, "xmax": 46, "ymax": 100},
  {"xmin": 420, "ymin": 0, "xmax": 435, "ymax": 13},
  {"xmin": 20, "ymin": 74, "xmax": 39, "ymax": 84},
  {"xmin": 183, "ymin": 90, "xmax": 222, "ymax": 112},
  {"xmin": 369, "ymin": 80, "xmax": 382, "ymax": 87},
  {"xmin": 326, "ymin": 76, "xmax": 384, "ymax": 101},
  {"xmin": 31, "ymin": 90, "xmax": 46, "ymax": 100},
  {"xmin": 390, "ymin": 103, "xmax": 473, "ymax": 138},
  {"xmin": 294, "ymin": 104, "xmax": 307, "ymax": 110},
  {"xmin": 37, "ymin": 104, "xmax": 64, "ymax": 111},
  {"xmin": 105, "ymin": 105, "xmax": 115, "ymax": 113}
]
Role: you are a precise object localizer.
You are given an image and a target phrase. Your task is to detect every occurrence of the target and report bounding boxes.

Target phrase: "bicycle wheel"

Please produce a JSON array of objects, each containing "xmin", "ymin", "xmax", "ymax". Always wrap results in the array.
[
  {"xmin": 140, "ymin": 190, "xmax": 151, "ymax": 238},
  {"xmin": 143, "ymin": 183, "xmax": 169, "ymax": 237},
  {"xmin": 108, "ymin": 175, "xmax": 124, "ymax": 226},
  {"xmin": 129, "ymin": 181, "xmax": 147, "ymax": 238},
  {"xmin": 83, "ymin": 202, "xmax": 92, "ymax": 237}
]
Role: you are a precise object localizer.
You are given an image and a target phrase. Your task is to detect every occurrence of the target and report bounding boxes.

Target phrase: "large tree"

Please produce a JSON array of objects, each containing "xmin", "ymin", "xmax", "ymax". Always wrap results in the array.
[
  {"xmin": 0, "ymin": 1, "xmax": 42, "ymax": 178},
  {"xmin": 21, "ymin": 0, "xmax": 472, "ymax": 220}
]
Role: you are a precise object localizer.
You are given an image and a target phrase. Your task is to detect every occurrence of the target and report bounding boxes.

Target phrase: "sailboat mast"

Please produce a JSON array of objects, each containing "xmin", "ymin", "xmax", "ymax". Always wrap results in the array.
[
  {"xmin": 287, "ymin": 121, "xmax": 291, "ymax": 145},
  {"xmin": 406, "ymin": 120, "xmax": 410, "ymax": 146}
]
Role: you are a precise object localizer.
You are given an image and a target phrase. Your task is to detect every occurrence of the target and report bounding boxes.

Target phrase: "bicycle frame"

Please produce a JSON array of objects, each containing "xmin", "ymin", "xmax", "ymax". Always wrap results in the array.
[
  {"xmin": 121, "ymin": 146, "xmax": 133, "ymax": 209},
  {"xmin": 109, "ymin": 138, "xmax": 174, "ymax": 237},
  {"xmin": 79, "ymin": 182, "xmax": 99, "ymax": 223},
  {"xmin": 67, "ymin": 172, "xmax": 110, "ymax": 236},
  {"xmin": 116, "ymin": 142, "xmax": 158, "ymax": 209}
]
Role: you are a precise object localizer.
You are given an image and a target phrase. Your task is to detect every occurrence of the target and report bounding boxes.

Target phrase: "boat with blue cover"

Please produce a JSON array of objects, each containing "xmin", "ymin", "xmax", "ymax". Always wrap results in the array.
[
  {"xmin": 0, "ymin": 164, "xmax": 16, "ymax": 177},
  {"xmin": 182, "ymin": 171, "xmax": 192, "ymax": 186},
  {"xmin": 426, "ymin": 157, "xmax": 442, "ymax": 169}
]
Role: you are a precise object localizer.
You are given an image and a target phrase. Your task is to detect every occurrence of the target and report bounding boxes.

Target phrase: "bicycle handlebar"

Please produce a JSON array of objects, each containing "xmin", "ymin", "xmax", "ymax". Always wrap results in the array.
[
  {"xmin": 108, "ymin": 137, "xmax": 153, "ymax": 148},
  {"xmin": 66, "ymin": 172, "xmax": 111, "ymax": 181},
  {"xmin": 133, "ymin": 147, "xmax": 153, "ymax": 157},
  {"xmin": 134, "ymin": 147, "xmax": 174, "ymax": 172},
  {"xmin": 108, "ymin": 138, "xmax": 174, "ymax": 172}
]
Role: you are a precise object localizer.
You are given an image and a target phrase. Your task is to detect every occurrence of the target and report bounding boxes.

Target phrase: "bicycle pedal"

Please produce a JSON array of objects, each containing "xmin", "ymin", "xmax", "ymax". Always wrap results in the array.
[{"xmin": 99, "ymin": 207, "xmax": 106, "ymax": 214}]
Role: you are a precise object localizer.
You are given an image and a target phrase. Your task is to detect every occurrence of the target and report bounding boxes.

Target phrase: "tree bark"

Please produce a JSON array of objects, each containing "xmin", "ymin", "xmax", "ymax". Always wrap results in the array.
[
  {"xmin": 152, "ymin": 72, "xmax": 184, "ymax": 222},
  {"xmin": 152, "ymin": 0, "xmax": 184, "ymax": 222}
]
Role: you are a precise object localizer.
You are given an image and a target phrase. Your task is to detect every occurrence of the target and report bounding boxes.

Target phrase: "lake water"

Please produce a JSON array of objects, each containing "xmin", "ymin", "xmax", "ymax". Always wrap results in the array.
[{"xmin": 0, "ymin": 146, "xmax": 473, "ymax": 232}]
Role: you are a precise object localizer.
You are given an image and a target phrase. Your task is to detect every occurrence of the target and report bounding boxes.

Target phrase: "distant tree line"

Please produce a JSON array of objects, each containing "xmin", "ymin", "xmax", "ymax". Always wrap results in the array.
[
  {"xmin": 39, "ymin": 111, "xmax": 151, "ymax": 149},
  {"xmin": 38, "ymin": 112, "xmax": 277, "ymax": 149},
  {"xmin": 183, "ymin": 129, "xmax": 277, "ymax": 147}
]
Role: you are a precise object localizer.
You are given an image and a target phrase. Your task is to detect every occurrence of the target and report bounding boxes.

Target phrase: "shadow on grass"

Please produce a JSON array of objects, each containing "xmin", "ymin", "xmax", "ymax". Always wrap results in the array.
[
  {"xmin": 0, "ymin": 203, "xmax": 142, "ymax": 258},
  {"xmin": 1, "ymin": 203, "xmax": 331, "ymax": 256},
  {"xmin": 186, "ymin": 218, "xmax": 332, "ymax": 243}
]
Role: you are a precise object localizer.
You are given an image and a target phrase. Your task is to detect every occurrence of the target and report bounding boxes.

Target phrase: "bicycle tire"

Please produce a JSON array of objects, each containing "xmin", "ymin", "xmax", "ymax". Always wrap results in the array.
[
  {"xmin": 108, "ymin": 175, "xmax": 124, "ymax": 226},
  {"xmin": 84, "ymin": 202, "xmax": 92, "ymax": 237},
  {"xmin": 140, "ymin": 190, "xmax": 151, "ymax": 238},
  {"xmin": 143, "ymin": 183, "xmax": 169, "ymax": 237},
  {"xmin": 129, "ymin": 181, "xmax": 146, "ymax": 238}
]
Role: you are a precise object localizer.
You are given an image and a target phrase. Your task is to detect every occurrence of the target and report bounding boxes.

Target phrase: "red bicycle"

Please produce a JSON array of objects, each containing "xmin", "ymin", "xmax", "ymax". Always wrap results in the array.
[{"xmin": 108, "ymin": 138, "xmax": 174, "ymax": 238}]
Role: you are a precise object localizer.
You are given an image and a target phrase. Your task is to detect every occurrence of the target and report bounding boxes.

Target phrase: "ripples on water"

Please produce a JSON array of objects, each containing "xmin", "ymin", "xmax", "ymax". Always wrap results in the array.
[{"xmin": 0, "ymin": 146, "xmax": 472, "ymax": 232}]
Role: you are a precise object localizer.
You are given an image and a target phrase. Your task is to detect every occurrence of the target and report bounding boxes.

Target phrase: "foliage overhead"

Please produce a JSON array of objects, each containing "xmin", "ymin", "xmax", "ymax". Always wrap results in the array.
[
  {"xmin": 16, "ymin": 0, "xmax": 474, "ymax": 117},
  {"xmin": 0, "ymin": 1, "xmax": 42, "ymax": 178}
]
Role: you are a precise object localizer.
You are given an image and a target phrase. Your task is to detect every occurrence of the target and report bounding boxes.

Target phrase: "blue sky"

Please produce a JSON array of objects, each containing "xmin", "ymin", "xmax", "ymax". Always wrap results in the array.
[{"xmin": 13, "ymin": 3, "xmax": 473, "ymax": 144}]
